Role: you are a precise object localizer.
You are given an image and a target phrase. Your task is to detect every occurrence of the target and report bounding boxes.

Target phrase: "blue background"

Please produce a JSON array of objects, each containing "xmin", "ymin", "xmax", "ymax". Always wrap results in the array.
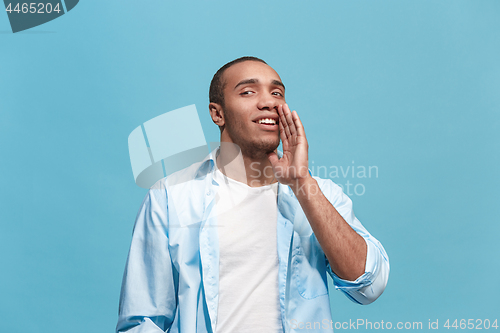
[{"xmin": 1, "ymin": 0, "xmax": 499, "ymax": 332}]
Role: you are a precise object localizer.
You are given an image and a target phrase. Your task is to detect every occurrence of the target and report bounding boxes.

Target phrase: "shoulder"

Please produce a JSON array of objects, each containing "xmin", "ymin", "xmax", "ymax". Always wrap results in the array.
[{"xmin": 148, "ymin": 159, "xmax": 213, "ymax": 202}]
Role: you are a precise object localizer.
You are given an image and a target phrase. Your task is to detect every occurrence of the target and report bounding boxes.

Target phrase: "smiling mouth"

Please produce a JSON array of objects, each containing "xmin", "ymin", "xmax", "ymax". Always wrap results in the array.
[{"xmin": 254, "ymin": 118, "xmax": 278, "ymax": 125}]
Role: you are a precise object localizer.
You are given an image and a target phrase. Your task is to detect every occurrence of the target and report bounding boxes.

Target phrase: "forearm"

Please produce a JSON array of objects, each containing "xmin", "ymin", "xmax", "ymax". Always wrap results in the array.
[{"xmin": 290, "ymin": 176, "xmax": 367, "ymax": 281}]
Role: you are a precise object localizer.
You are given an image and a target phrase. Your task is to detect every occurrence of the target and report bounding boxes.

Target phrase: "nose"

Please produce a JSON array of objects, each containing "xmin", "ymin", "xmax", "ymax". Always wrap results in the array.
[{"xmin": 256, "ymin": 93, "xmax": 279, "ymax": 111}]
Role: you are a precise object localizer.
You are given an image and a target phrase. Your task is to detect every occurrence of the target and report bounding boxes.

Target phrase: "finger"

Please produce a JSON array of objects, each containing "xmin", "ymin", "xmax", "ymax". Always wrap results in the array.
[
  {"xmin": 292, "ymin": 110, "xmax": 307, "ymax": 140},
  {"xmin": 277, "ymin": 105, "xmax": 287, "ymax": 141},
  {"xmin": 279, "ymin": 104, "xmax": 292, "ymax": 140},
  {"xmin": 279, "ymin": 117, "xmax": 288, "ymax": 144},
  {"xmin": 279, "ymin": 118, "xmax": 290, "ymax": 152},
  {"xmin": 283, "ymin": 104, "xmax": 297, "ymax": 138}
]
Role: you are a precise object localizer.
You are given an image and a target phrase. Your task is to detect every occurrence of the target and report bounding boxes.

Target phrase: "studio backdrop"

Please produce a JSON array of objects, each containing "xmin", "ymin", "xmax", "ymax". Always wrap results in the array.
[{"xmin": 1, "ymin": 1, "xmax": 499, "ymax": 332}]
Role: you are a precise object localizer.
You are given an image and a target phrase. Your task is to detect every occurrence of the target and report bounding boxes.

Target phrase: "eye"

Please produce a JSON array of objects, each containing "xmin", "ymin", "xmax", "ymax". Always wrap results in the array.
[
  {"xmin": 240, "ymin": 90, "xmax": 254, "ymax": 96},
  {"xmin": 272, "ymin": 91, "xmax": 284, "ymax": 97}
]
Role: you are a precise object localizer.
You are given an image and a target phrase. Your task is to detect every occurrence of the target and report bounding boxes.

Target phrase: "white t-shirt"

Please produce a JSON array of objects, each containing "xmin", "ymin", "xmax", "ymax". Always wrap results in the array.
[{"xmin": 214, "ymin": 168, "xmax": 282, "ymax": 333}]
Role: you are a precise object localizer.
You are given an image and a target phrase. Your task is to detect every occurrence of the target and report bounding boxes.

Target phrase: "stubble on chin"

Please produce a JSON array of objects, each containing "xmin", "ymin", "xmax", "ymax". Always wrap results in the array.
[{"xmin": 240, "ymin": 135, "xmax": 280, "ymax": 160}]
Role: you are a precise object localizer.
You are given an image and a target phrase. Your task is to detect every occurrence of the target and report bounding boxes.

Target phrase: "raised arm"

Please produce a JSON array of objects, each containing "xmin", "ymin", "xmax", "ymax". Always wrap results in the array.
[{"xmin": 268, "ymin": 103, "xmax": 389, "ymax": 304}]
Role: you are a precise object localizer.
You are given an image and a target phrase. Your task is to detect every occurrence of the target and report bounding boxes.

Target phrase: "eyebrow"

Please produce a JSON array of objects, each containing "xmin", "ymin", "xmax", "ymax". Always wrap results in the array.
[{"xmin": 233, "ymin": 78, "xmax": 286, "ymax": 91}]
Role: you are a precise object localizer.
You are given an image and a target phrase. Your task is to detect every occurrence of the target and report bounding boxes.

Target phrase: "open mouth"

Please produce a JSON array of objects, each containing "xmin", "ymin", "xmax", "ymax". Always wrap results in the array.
[{"xmin": 254, "ymin": 118, "xmax": 279, "ymax": 126}]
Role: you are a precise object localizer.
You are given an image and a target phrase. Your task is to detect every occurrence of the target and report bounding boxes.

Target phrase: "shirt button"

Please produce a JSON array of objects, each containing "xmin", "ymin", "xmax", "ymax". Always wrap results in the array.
[{"xmin": 206, "ymin": 191, "xmax": 211, "ymax": 196}]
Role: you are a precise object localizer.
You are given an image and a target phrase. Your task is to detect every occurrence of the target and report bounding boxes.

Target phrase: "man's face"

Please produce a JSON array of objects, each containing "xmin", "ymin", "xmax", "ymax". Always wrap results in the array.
[{"xmin": 218, "ymin": 60, "xmax": 286, "ymax": 158}]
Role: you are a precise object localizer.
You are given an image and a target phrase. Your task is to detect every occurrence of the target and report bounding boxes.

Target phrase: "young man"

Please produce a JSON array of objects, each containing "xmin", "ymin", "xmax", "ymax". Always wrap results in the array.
[{"xmin": 116, "ymin": 57, "xmax": 389, "ymax": 333}]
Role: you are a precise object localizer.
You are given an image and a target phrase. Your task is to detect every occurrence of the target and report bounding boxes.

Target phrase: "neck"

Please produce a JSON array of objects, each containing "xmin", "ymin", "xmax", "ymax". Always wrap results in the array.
[{"xmin": 216, "ymin": 142, "xmax": 277, "ymax": 187}]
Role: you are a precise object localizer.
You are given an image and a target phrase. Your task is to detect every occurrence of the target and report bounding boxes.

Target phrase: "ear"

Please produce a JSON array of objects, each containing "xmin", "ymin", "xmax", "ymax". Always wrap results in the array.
[{"xmin": 209, "ymin": 102, "xmax": 225, "ymax": 127}]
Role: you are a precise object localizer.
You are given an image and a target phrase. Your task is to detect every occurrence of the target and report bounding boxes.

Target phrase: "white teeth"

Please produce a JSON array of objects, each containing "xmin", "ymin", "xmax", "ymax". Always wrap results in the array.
[{"xmin": 258, "ymin": 118, "xmax": 276, "ymax": 125}]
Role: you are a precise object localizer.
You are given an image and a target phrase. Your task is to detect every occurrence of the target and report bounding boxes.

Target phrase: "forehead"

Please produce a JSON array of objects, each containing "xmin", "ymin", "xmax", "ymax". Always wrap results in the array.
[{"xmin": 223, "ymin": 61, "xmax": 282, "ymax": 88}]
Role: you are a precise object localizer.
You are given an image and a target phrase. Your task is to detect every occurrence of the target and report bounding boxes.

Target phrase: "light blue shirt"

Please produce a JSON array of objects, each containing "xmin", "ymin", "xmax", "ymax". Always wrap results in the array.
[{"xmin": 117, "ymin": 148, "xmax": 390, "ymax": 333}]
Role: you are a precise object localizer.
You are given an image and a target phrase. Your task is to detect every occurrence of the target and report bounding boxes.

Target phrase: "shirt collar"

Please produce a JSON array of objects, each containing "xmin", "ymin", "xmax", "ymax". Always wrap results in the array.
[{"xmin": 194, "ymin": 145, "xmax": 284, "ymax": 180}]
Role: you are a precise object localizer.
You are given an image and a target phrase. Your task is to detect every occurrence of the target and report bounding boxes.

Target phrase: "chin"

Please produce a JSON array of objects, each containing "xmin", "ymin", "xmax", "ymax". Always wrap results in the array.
[
  {"xmin": 252, "ymin": 138, "xmax": 280, "ymax": 156},
  {"xmin": 231, "ymin": 133, "xmax": 279, "ymax": 158}
]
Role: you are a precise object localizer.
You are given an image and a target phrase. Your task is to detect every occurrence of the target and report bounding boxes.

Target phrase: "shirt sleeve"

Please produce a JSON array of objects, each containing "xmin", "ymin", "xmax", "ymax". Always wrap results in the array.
[
  {"xmin": 321, "ymin": 179, "xmax": 390, "ymax": 305},
  {"xmin": 116, "ymin": 184, "xmax": 177, "ymax": 332}
]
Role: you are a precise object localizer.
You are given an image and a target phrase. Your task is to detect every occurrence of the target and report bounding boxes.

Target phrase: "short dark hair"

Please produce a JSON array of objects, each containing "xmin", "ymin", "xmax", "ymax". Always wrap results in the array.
[{"xmin": 209, "ymin": 56, "xmax": 267, "ymax": 107}]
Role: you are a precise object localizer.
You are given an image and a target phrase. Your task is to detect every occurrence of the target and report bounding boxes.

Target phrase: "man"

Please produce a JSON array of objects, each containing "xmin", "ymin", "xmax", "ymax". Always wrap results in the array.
[{"xmin": 116, "ymin": 56, "xmax": 389, "ymax": 333}]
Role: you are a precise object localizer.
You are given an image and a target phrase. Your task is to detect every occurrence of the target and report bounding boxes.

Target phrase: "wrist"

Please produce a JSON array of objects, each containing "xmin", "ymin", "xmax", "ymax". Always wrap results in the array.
[{"xmin": 289, "ymin": 175, "xmax": 317, "ymax": 197}]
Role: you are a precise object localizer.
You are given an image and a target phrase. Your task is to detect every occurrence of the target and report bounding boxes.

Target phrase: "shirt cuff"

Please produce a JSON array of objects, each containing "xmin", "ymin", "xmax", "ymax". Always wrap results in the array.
[{"xmin": 327, "ymin": 238, "xmax": 389, "ymax": 305}]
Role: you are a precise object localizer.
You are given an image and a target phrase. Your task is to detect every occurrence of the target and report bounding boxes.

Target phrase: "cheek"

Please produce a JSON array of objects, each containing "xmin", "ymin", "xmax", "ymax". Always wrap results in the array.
[{"xmin": 224, "ymin": 108, "xmax": 249, "ymax": 130}]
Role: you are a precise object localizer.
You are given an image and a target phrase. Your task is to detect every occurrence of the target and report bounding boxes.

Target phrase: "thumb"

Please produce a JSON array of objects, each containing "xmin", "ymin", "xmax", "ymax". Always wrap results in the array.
[{"xmin": 267, "ymin": 152, "xmax": 280, "ymax": 168}]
